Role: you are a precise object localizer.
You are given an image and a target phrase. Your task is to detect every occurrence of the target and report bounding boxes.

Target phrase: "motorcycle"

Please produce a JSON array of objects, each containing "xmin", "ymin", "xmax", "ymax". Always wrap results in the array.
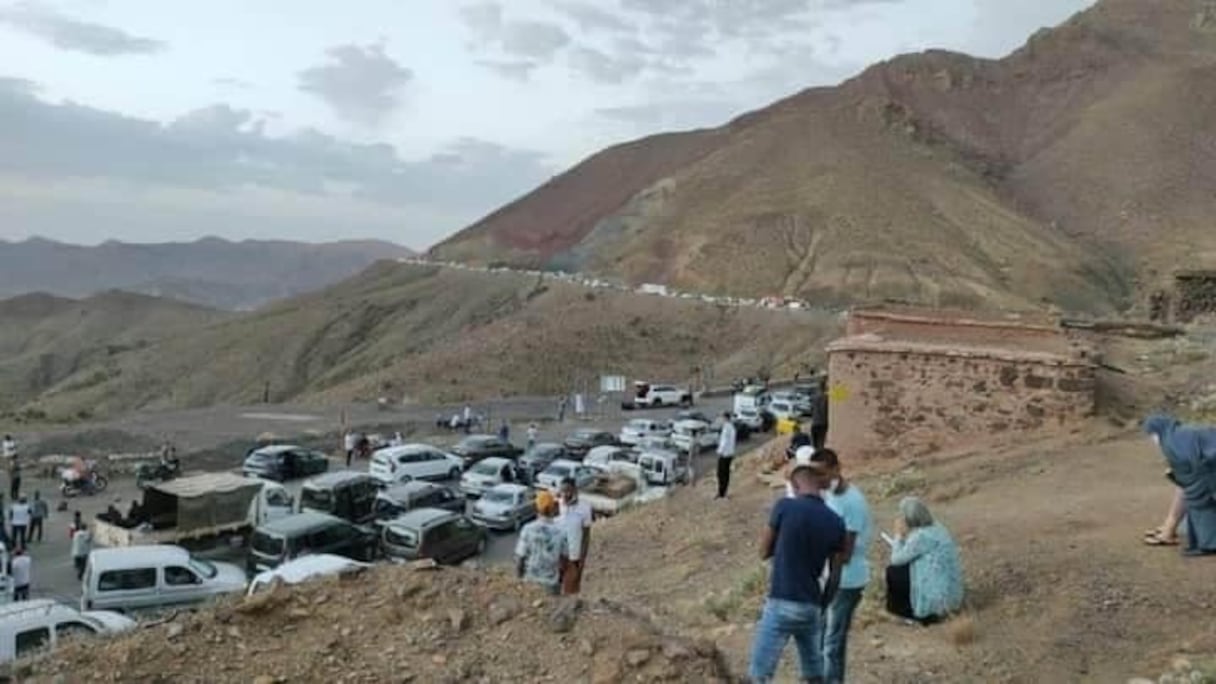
[
  {"xmin": 135, "ymin": 459, "xmax": 180, "ymax": 489},
  {"xmin": 60, "ymin": 468, "xmax": 108, "ymax": 498}
]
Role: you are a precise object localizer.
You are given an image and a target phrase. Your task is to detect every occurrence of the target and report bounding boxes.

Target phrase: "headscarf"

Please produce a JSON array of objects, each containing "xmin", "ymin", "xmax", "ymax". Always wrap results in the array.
[
  {"xmin": 535, "ymin": 490, "xmax": 557, "ymax": 517},
  {"xmin": 899, "ymin": 496, "xmax": 935, "ymax": 528},
  {"xmin": 1144, "ymin": 413, "xmax": 1216, "ymax": 505}
]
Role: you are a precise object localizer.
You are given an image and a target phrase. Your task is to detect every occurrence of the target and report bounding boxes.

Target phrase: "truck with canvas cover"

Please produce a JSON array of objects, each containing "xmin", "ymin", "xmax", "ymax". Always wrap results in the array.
[{"xmin": 92, "ymin": 473, "xmax": 293, "ymax": 548}]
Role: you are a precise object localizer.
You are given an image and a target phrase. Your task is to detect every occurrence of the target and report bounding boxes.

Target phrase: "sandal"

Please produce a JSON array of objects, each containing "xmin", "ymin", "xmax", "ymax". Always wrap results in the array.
[{"xmin": 1144, "ymin": 531, "xmax": 1179, "ymax": 547}]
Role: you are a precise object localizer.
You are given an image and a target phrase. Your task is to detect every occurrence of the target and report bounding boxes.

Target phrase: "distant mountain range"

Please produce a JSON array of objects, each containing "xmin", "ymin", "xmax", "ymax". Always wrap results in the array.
[{"xmin": 0, "ymin": 237, "xmax": 414, "ymax": 309}]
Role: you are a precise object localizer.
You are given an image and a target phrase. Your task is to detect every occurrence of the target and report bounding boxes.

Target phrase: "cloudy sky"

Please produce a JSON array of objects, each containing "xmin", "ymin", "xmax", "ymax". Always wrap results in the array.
[{"xmin": 0, "ymin": 0, "xmax": 1095, "ymax": 250}]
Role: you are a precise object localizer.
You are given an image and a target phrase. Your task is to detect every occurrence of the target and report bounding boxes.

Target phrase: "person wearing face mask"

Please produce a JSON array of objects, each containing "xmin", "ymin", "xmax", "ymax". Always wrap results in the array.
[
  {"xmin": 1143, "ymin": 414, "xmax": 1216, "ymax": 556},
  {"xmin": 811, "ymin": 448, "xmax": 871, "ymax": 684}
]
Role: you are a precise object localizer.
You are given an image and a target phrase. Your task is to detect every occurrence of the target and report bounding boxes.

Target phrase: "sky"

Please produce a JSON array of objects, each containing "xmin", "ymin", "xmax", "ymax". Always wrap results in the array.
[{"xmin": 0, "ymin": 0, "xmax": 1097, "ymax": 250}]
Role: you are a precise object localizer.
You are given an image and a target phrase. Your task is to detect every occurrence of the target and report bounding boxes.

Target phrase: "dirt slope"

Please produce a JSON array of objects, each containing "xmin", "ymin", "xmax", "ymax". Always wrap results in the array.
[
  {"xmin": 15, "ymin": 262, "xmax": 838, "ymax": 422},
  {"xmin": 432, "ymin": 0, "xmax": 1216, "ymax": 313}
]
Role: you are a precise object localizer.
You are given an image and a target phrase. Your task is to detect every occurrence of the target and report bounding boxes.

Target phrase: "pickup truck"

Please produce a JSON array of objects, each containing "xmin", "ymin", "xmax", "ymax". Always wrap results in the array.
[
  {"xmin": 579, "ymin": 464, "xmax": 670, "ymax": 518},
  {"xmin": 92, "ymin": 472, "xmax": 294, "ymax": 548}
]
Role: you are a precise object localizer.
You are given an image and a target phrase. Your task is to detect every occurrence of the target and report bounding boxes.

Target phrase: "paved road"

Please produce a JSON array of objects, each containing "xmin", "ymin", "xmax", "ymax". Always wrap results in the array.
[{"xmin": 19, "ymin": 396, "xmax": 741, "ymax": 605}]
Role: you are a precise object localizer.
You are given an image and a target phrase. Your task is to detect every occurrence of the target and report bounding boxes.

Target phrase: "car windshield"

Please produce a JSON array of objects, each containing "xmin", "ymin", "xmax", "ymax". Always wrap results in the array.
[
  {"xmin": 470, "ymin": 461, "xmax": 500, "ymax": 476},
  {"xmin": 572, "ymin": 430, "xmax": 598, "ymax": 439},
  {"xmin": 251, "ymin": 531, "xmax": 285, "ymax": 556},
  {"xmin": 300, "ymin": 488, "xmax": 334, "ymax": 512},
  {"xmin": 189, "ymin": 557, "xmax": 218, "ymax": 579},
  {"xmin": 483, "ymin": 489, "xmax": 514, "ymax": 504},
  {"xmin": 627, "ymin": 420, "xmax": 651, "ymax": 430},
  {"xmin": 247, "ymin": 451, "xmax": 275, "ymax": 463},
  {"xmin": 545, "ymin": 463, "xmax": 572, "ymax": 477},
  {"xmin": 374, "ymin": 498, "xmax": 405, "ymax": 518},
  {"xmin": 385, "ymin": 527, "xmax": 418, "ymax": 547}
]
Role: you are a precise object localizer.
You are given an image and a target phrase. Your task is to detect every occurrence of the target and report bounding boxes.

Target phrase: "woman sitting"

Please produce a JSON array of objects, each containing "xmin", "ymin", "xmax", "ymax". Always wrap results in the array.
[
  {"xmin": 1143, "ymin": 414, "xmax": 1216, "ymax": 556},
  {"xmin": 885, "ymin": 496, "xmax": 964, "ymax": 624}
]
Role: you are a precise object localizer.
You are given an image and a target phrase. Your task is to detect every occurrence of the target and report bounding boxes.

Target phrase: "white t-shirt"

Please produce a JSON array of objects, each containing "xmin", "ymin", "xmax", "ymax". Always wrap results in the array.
[
  {"xmin": 9, "ymin": 504, "xmax": 30, "ymax": 527},
  {"xmin": 343, "ymin": 433, "xmax": 357, "ymax": 451},
  {"xmin": 1, "ymin": 439, "xmax": 15, "ymax": 459},
  {"xmin": 559, "ymin": 499, "xmax": 593, "ymax": 559},
  {"xmin": 71, "ymin": 529, "xmax": 93, "ymax": 558},
  {"xmin": 10, "ymin": 555, "xmax": 30, "ymax": 587}
]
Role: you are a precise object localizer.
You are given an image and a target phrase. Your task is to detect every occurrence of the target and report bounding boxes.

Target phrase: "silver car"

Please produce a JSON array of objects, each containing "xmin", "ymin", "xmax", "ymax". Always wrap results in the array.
[{"xmin": 470, "ymin": 483, "xmax": 536, "ymax": 531}]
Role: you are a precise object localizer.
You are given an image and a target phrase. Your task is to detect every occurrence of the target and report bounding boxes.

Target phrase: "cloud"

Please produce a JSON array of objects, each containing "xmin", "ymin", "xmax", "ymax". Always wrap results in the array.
[
  {"xmin": 546, "ymin": 1, "xmax": 634, "ymax": 33},
  {"xmin": 568, "ymin": 46, "xmax": 645, "ymax": 84},
  {"xmin": 0, "ymin": 1, "xmax": 165, "ymax": 56},
  {"xmin": 212, "ymin": 77, "xmax": 253, "ymax": 90},
  {"xmin": 475, "ymin": 59, "xmax": 538, "ymax": 81},
  {"xmin": 298, "ymin": 43, "xmax": 413, "ymax": 126},
  {"xmin": 461, "ymin": 2, "xmax": 572, "ymax": 74},
  {"xmin": 498, "ymin": 20, "xmax": 571, "ymax": 59},
  {"xmin": 0, "ymin": 81, "xmax": 554, "ymax": 247}
]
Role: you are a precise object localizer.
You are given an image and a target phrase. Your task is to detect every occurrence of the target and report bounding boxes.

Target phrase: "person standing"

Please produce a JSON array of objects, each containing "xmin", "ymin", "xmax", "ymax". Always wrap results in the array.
[
  {"xmin": 557, "ymin": 396, "xmax": 568, "ymax": 423},
  {"xmin": 29, "ymin": 491, "xmax": 47, "ymax": 544},
  {"xmin": 343, "ymin": 430, "xmax": 358, "ymax": 468},
  {"xmin": 558, "ymin": 477, "xmax": 593, "ymax": 595},
  {"xmin": 9, "ymin": 497, "xmax": 30, "ymax": 550},
  {"xmin": 811, "ymin": 378, "xmax": 829, "ymax": 450},
  {"xmin": 715, "ymin": 411, "xmax": 738, "ymax": 499},
  {"xmin": 498, "ymin": 420, "xmax": 510, "ymax": 442},
  {"xmin": 815, "ymin": 449, "xmax": 872, "ymax": 684},
  {"xmin": 526, "ymin": 423, "xmax": 539, "ymax": 449},
  {"xmin": 1, "ymin": 435, "xmax": 15, "ymax": 463},
  {"xmin": 70, "ymin": 517, "xmax": 92, "ymax": 581},
  {"xmin": 10, "ymin": 548, "xmax": 30, "ymax": 601},
  {"xmin": 514, "ymin": 491, "xmax": 568, "ymax": 595},
  {"xmin": 747, "ymin": 466, "xmax": 846, "ymax": 684},
  {"xmin": 8, "ymin": 455, "xmax": 19, "ymax": 501}
]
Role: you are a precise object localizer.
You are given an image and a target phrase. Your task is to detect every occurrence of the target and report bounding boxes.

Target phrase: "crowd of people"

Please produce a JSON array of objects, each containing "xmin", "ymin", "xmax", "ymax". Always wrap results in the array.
[{"xmin": 513, "ymin": 477, "xmax": 593, "ymax": 596}]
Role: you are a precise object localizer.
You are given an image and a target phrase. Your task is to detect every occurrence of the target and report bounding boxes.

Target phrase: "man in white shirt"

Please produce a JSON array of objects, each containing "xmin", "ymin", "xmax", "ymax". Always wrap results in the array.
[
  {"xmin": 343, "ymin": 431, "xmax": 358, "ymax": 467},
  {"xmin": 558, "ymin": 478, "xmax": 593, "ymax": 595},
  {"xmin": 715, "ymin": 412, "xmax": 738, "ymax": 499},
  {"xmin": 10, "ymin": 547, "xmax": 30, "ymax": 601},
  {"xmin": 9, "ymin": 497, "xmax": 30, "ymax": 550},
  {"xmin": 71, "ymin": 523, "xmax": 93, "ymax": 580},
  {"xmin": 0, "ymin": 435, "xmax": 15, "ymax": 460}
]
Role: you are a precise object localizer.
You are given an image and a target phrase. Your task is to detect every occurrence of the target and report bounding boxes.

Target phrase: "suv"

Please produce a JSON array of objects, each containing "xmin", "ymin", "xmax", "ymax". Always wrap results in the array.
[
  {"xmin": 242, "ymin": 445, "xmax": 330, "ymax": 482},
  {"xmin": 0, "ymin": 600, "xmax": 134, "ymax": 665},
  {"xmin": 299, "ymin": 471, "xmax": 380, "ymax": 525},
  {"xmin": 470, "ymin": 483, "xmax": 536, "ymax": 531},
  {"xmin": 369, "ymin": 444, "xmax": 464, "ymax": 485},
  {"xmin": 248, "ymin": 511, "xmax": 378, "ymax": 573},
  {"xmin": 380, "ymin": 509, "xmax": 487, "ymax": 564},
  {"xmin": 373, "ymin": 481, "xmax": 465, "ymax": 520},
  {"xmin": 562, "ymin": 429, "xmax": 617, "ymax": 459},
  {"xmin": 451, "ymin": 435, "xmax": 522, "ymax": 467},
  {"xmin": 636, "ymin": 384, "xmax": 692, "ymax": 408}
]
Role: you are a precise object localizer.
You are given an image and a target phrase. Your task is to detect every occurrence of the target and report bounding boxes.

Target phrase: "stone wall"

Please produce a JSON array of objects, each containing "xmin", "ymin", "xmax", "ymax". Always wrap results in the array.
[
  {"xmin": 1173, "ymin": 273, "xmax": 1216, "ymax": 323},
  {"xmin": 845, "ymin": 308, "xmax": 1066, "ymax": 350},
  {"xmin": 827, "ymin": 341, "xmax": 1096, "ymax": 459}
]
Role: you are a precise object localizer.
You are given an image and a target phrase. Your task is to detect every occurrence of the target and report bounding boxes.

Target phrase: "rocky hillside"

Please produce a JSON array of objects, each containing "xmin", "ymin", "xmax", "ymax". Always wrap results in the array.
[
  {"xmin": 432, "ymin": 0, "xmax": 1216, "ymax": 314},
  {"xmin": 0, "ymin": 237, "xmax": 413, "ymax": 310},
  {"xmin": 12, "ymin": 262, "xmax": 838, "ymax": 422}
]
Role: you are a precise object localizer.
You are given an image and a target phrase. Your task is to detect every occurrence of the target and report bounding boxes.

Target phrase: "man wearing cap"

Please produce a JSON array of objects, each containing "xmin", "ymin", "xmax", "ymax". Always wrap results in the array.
[
  {"xmin": 786, "ymin": 446, "xmax": 817, "ymax": 499},
  {"xmin": 514, "ymin": 490, "xmax": 568, "ymax": 595}
]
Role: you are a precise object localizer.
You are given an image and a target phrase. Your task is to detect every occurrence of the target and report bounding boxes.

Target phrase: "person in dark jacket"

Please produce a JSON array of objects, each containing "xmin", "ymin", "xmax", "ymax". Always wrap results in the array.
[{"xmin": 811, "ymin": 378, "xmax": 829, "ymax": 450}]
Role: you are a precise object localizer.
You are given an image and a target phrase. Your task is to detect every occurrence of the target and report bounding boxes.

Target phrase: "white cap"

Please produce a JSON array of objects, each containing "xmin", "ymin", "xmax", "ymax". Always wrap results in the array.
[{"xmin": 794, "ymin": 446, "xmax": 816, "ymax": 465}]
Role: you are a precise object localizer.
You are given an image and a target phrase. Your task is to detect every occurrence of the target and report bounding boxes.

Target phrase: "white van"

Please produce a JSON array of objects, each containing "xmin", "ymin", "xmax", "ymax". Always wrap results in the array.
[
  {"xmin": 81, "ymin": 546, "xmax": 247, "ymax": 613},
  {"xmin": 0, "ymin": 600, "xmax": 134, "ymax": 665}
]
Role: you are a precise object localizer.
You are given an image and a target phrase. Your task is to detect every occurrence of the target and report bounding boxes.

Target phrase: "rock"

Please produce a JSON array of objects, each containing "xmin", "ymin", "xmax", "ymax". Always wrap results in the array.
[
  {"xmin": 660, "ymin": 641, "xmax": 692, "ymax": 661},
  {"xmin": 625, "ymin": 649, "xmax": 651, "ymax": 667},
  {"xmin": 1127, "ymin": 679, "xmax": 1155, "ymax": 684},
  {"xmin": 252, "ymin": 677, "xmax": 278, "ymax": 684},
  {"xmin": 591, "ymin": 658, "xmax": 624, "ymax": 684},
  {"xmin": 166, "ymin": 623, "xmax": 184, "ymax": 639},
  {"xmin": 226, "ymin": 626, "xmax": 241, "ymax": 639},
  {"xmin": 1172, "ymin": 658, "xmax": 1194, "ymax": 673},
  {"xmin": 288, "ymin": 608, "xmax": 312, "ymax": 620},
  {"xmin": 432, "ymin": 654, "xmax": 449, "ymax": 666},
  {"xmin": 548, "ymin": 598, "xmax": 581, "ymax": 633},
  {"xmin": 489, "ymin": 598, "xmax": 521, "ymax": 626},
  {"xmin": 340, "ymin": 627, "xmax": 353, "ymax": 638},
  {"xmin": 579, "ymin": 639, "xmax": 596, "ymax": 656},
  {"xmin": 448, "ymin": 608, "xmax": 469, "ymax": 632},
  {"xmin": 406, "ymin": 559, "xmax": 440, "ymax": 571},
  {"xmin": 396, "ymin": 582, "xmax": 423, "ymax": 600}
]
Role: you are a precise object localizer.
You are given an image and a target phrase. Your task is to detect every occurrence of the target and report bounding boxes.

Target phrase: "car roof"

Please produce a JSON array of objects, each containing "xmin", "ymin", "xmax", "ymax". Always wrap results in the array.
[
  {"xmin": 251, "ymin": 444, "xmax": 302, "ymax": 456},
  {"xmin": 458, "ymin": 434, "xmax": 497, "ymax": 443},
  {"xmin": 545, "ymin": 459, "xmax": 581, "ymax": 469},
  {"xmin": 0, "ymin": 599, "xmax": 77, "ymax": 622},
  {"xmin": 673, "ymin": 419, "xmax": 708, "ymax": 429},
  {"xmin": 251, "ymin": 554, "xmax": 368, "ymax": 585},
  {"xmin": 304, "ymin": 470, "xmax": 375, "ymax": 488},
  {"xmin": 379, "ymin": 481, "xmax": 440, "ymax": 499},
  {"xmin": 88, "ymin": 545, "xmax": 191, "ymax": 571},
  {"xmin": 375, "ymin": 444, "xmax": 440, "ymax": 457},
  {"xmin": 386, "ymin": 507, "xmax": 459, "ymax": 529},
  {"xmin": 471, "ymin": 456, "xmax": 512, "ymax": 467},
  {"xmin": 257, "ymin": 511, "xmax": 345, "ymax": 535},
  {"xmin": 486, "ymin": 483, "xmax": 530, "ymax": 495}
]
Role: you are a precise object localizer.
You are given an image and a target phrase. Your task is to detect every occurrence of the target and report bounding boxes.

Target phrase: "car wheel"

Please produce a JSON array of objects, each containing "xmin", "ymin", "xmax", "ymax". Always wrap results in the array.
[
  {"xmin": 449, "ymin": 467, "xmax": 462, "ymax": 480},
  {"xmin": 652, "ymin": 398, "xmax": 662, "ymax": 407}
]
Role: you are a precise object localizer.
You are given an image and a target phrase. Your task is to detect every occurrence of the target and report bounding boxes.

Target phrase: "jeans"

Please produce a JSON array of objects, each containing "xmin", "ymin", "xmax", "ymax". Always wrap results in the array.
[
  {"xmin": 11, "ymin": 524, "xmax": 26, "ymax": 550},
  {"xmin": 716, "ymin": 457, "xmax": 732, "ymax": 498},
  {"xmin": 822, "ymin": 587, "xmax": 864, "ymax": 684},
  {"xmin": 748, "ymin": 598, "xmax": 824, "ymax": 683},
  {"xmin": 29, "ymin": 517, "xmax": 42, "ymax": 543}
]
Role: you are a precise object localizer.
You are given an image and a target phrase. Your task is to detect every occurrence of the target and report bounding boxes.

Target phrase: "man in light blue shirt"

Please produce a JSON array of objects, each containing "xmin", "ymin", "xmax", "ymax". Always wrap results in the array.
[{"xmin": 813, "ymin": 448, "xmax": 872, "ymax": 684}]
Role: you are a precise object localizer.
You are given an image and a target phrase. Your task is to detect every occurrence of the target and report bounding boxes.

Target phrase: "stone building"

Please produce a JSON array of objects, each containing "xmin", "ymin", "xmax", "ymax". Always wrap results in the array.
[
  {"xmin": 1150, "ymin": 270, "xmax": 1216, "ymax": 323},
  {"xmin": 826, "ymin": 306, "xmax": 1096, "ymax": 459}
]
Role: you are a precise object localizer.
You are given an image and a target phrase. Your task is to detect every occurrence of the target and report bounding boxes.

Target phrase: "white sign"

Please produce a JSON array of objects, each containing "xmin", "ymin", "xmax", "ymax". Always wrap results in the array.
[{"xmin": 600, "ymin": 375, "xmax": 626, "ymax": 393}]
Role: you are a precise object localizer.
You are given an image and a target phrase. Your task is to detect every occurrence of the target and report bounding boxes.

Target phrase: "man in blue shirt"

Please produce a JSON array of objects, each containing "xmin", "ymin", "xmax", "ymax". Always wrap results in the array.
[
  {"xmin": 748, "ymin": 465, "xmax": 846, "ymax": 684},
  {"xmin": 815, "ymin": 448, "xmax": 872, "ymax": 684}
]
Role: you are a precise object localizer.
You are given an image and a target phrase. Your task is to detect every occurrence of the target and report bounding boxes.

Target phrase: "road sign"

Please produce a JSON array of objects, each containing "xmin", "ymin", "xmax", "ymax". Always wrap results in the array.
[{"xmin": 600, "ymin": 375, "xmax": 626, "ymax": 393}]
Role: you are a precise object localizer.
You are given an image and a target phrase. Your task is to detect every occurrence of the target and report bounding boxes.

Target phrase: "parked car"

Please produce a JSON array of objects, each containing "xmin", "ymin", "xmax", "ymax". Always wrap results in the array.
[
  {"xmin": 633, "ymin": 383, "xmax": 693, "ymax": 408},
  {"xmin": 299, "ymin": 471, "xmax": 380, "ymax": 525},
  {"xmin": 242, "ymin": 445, "xmax": 330, "ymax": 481},
  {"xmin": 619, "ymin": 418, "xmax": 672, "ymax": 446},
  {"xmin": 670, "ymin": 419, "xmax": 719, "ymax": 454},
  {"xmin": 368, "ymin": 444, "xmax": 464, "ymax": 485},
  {"xmin": 247, "ymin": 554, "xmax": 371, "ymax": 596},
  {"xmin": 734, "ymin": 408, "xmax": 765, "ymax": 431},
  {"xmin": 517, "ymin": 443, "xmax": 567, "ymax": 485},
  {"xmin": 675, "ymin": 410, "xmax": 712, "ymax": 424},
  {"xmin": 0, "ymin": 600, "xmax": 135, "ymax": 665},
  {"xmin": 637, "ymin": 449, "xmax": 691, "ymax": 487},
  {"xmin": 563, "ymin": 429, "xmax": 617, "ymax": 459},
  {"xmin": 459, "ymin": 457, "xmax": 521, "ymax": 498},
  {"xmin": 771, "ymin": 391, "xmax": 812, "ymax": 417},
  {"xmin": 81, "ymin": 546, "xmax": 247, "ymax": 613},
  {"xmin": 372, "ymin": 481, "xmax": 465, "ymax": 520},
  {"xmin": 584, "ymin": 445, "xmax": 639, "ymax": 472},
  {"xmin": 380, "ymin": 509, "xmax": 487, "ymax": 564},
  {"xmin": 470, "ymin": 483, "xmax": 537, "ymax": 531},
  {"xmin": 248, "ymin": 511, "xmax": 377, "ymax": 573},
  {"xmin": 767, "ymin": 400, "xmax": 799, "ymax": 423},
  {"xmin": 535, "ymin": 459, "xmax": 598, "ymax": 493},
  {"xmin": 451, "ymin": 435, "xmax": 522, "ymax": 466}
]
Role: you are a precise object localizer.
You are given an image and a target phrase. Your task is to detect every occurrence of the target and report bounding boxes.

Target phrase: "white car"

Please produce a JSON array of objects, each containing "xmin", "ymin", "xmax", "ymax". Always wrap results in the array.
[
  {"xmin": 669, "ymin": 419, "xmax": 719, "ymax": 453},
  {"xmin": 82, "ymin": 546, "xmax": 248, "ymax": 613},
  {"xmin": 470, "ymin": 483, "xmax": 537, "ymax": 531},
  {"xmin": 771, "ymin": 391, "xmax": 811, "ymax": 416},
  {"xmin": 619, "ymin": 419, "xmax": 672, "ymax": 446},
  {"xmin": 734, "ymin": 408, "xmax": 764, "ymax": 430},
  {"xmin": 459, "ymin": 457, "xmax": 520, "ymax": 498},
  {"xmin": 768, "ymin": 400, "xmax": 799, "ymax": 422},
  {"xmin": 584, "ymin": 446, "xmax": 638, "ymax": 472},
  {"xmin": 535, "ymin": 459, "xmax": 598, "ymax": 493},
  {"xmin": 369, "ymin": 444, "xmax": 464, "ymax": 485},
  {"xmin": 0, "ymin": 600, "xmax": 135, "ymax": 664},
  {"xmin": 635, "ymin": 384, "xmax": 692, "ymax": 407},
  {"xmin": 247, "ymin": 554, "xmax": 370, "ymax": 595}
]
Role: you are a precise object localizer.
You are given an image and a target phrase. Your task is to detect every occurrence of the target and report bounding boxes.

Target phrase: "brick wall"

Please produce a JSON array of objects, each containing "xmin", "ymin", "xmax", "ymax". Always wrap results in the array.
[{"xmin": 826, "ymin": 345, "xmax": 1096, "ymax": 459}]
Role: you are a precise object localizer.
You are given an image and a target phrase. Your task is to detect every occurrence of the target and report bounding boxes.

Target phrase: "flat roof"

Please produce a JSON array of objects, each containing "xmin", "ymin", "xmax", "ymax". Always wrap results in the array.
[
  {"xmin": 827, "ymin": 334, "xmax": 1093, "ymax": 367},
  {"xmin": 385, "ymin": 507, "xmax": 457, "ymax": 528},
  {"xmin": 304, "ymin": 470, "xmax": 375, "ymax": 488},
  {"xmin": 849, "ymin": 305, "xmax": 1060, "ymax": 331},
  {"xmin": 151, "ymin": 472, "xmax": 263, "ymax": 498},
  {"xmin": 88, "ymin": 545, "xmax": 190, "ymax": 571},
  {"xmin": 257, "ymin": 511, "xmax": 343, "ymax": 535}
]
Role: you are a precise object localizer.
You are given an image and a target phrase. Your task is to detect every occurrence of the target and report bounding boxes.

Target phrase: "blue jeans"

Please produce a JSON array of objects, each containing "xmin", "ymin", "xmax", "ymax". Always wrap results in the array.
[
  {"xmin": 822, "ymin": 587, "xmax": 864, "ymax": 684},
  {"xmin": 748, "ymin": 598, "xmax": 824, "ymax": 683}
]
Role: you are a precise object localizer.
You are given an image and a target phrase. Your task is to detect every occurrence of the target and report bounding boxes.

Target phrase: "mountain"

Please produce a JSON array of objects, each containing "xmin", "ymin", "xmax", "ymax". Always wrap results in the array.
[
  {"xmin": 11, "ymin": 262, "xmax": 838, "ymax": 421},
  {"xmin": 432, "ymin": 0, "xmax": 1216, "ymax": 314},
  {"xmin": 0, "ymin": 290, "xmax": 229, "ymax": 417},
  {"xmin": 0, "ymin": 237, "xmax": 414, "ymax": 309}
]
